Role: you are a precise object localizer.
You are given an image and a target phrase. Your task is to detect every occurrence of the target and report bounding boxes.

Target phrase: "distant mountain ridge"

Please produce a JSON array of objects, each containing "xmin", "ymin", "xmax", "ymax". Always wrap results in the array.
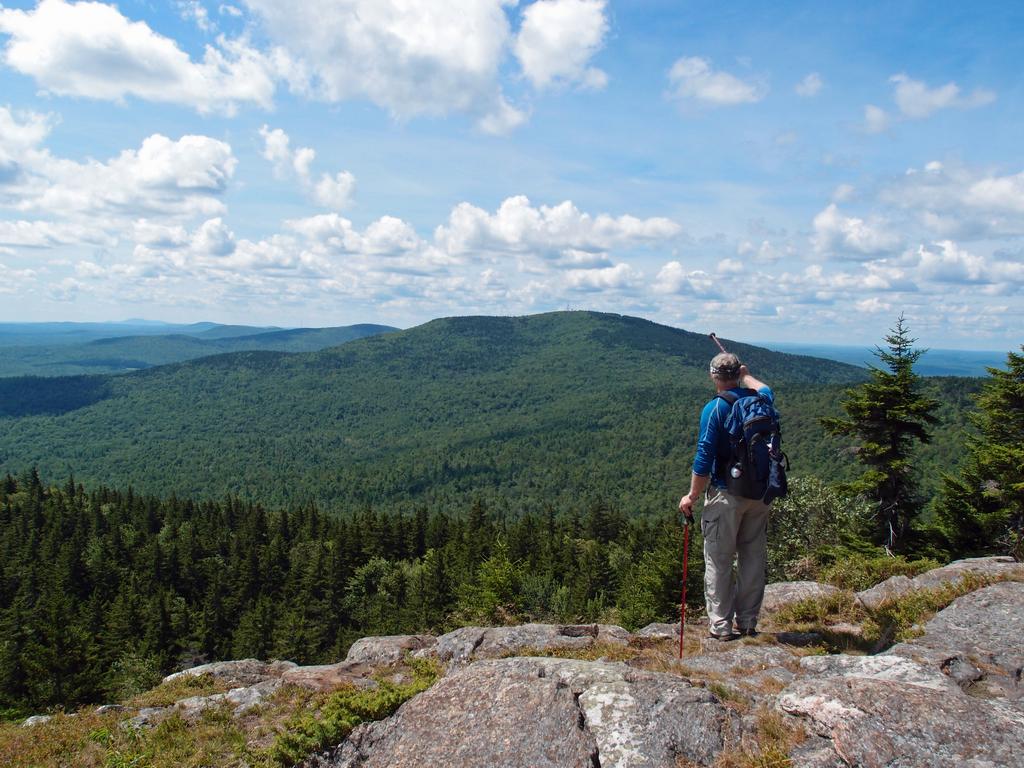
[
  {"xmin": 0, "ymin": 323, "xmax": 399, "ymax": 376},
  {"xmin": 0, "ymin": 311, "xmax": 975, "ymax": 513}
]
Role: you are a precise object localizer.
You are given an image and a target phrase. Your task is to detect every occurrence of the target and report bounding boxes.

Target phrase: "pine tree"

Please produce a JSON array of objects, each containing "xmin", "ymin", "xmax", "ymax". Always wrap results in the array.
[
  {"xmin": 935, "ymin": 347, "xmax": 1024, "ymax": 558},
  {"xmin": 821, "ymin": 315, "xmax": 938, "ymax": 552}
]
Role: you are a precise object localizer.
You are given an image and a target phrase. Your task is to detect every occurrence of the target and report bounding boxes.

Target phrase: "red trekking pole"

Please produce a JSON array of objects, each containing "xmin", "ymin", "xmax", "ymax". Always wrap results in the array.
[{"xmin": 678, "ymin": 519, "xmax": 691, "ymax": 659}]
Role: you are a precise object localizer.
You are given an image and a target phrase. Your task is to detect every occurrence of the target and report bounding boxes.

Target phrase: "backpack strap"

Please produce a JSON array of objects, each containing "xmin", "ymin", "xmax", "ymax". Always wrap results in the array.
[{"xmin": 713, "ymin": 388, "xmax": 757, "ymax": 406}]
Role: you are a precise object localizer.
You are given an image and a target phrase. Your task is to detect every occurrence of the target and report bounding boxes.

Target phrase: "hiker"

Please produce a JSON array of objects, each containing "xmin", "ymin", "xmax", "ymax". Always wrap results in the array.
[{"xmin": 678, "ymin": 352, "xmax": 772, "ymax": 640}]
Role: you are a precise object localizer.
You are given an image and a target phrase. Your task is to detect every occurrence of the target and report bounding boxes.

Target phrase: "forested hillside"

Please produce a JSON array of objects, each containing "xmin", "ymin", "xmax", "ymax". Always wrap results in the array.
[
  {"xmin": 0, "ymin": 324, "xmax": 397, "ymax": 377},
  {"xmin": 0, "ymin": 312, "xmax": 978, "ymax": 514}
]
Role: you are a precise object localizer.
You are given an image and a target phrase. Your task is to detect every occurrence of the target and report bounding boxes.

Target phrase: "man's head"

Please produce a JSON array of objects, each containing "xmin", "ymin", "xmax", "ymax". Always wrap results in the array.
[{"xmin": 709, "ymin": 352, "xmax": 742, "ymax": 387}]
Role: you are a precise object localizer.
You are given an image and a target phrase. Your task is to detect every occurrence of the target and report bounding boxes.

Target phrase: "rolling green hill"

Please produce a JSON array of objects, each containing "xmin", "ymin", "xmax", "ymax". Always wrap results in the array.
[
  {"xmin": 0, "ymin": 311, "xmax": 977, "ymax": 514},
  {"xmin": 0, "ymin": 324, "xmax": 398, "ymax": 376}
]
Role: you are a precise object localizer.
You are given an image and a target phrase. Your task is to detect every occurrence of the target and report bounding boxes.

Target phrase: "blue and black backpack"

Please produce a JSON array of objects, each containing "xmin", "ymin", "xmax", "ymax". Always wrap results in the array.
[{"xmin": 715, "ymin": 389, "xmax": 789, "ymax": 503}]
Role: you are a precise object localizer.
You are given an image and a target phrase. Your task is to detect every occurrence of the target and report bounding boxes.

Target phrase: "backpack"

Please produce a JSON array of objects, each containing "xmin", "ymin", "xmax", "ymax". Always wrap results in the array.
[{"xmin": 714, "ymin": 389, "xmax": 789, "ymax": 503}]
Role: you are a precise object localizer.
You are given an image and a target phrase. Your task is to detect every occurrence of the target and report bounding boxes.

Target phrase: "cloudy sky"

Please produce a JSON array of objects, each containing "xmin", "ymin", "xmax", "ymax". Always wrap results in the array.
[{"xmin": 0, "ymin": 0, "xmax": 1021, "ymax": 347}]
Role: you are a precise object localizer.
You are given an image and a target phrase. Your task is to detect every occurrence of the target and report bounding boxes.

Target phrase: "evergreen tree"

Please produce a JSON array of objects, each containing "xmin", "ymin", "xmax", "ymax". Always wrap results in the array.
[
  {"xmin": 935, "ymin": 347, "xmax": 1024, "ymax": 558},
  {"xmin": 822, "ymin": 315, "xmax": 938, "ymax": 552}
]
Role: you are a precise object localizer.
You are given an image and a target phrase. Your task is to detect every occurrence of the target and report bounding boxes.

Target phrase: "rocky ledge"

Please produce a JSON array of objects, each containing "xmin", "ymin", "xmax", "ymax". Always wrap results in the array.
[{"xmin": 22, "ymin": 556, "xmax": 1024, "ymax": 767}]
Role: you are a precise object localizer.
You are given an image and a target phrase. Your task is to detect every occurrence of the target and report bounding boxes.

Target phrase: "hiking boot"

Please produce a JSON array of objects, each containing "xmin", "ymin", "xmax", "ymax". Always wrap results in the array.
[
  {"xmin": 737, "ymin": 628, "xmax": 759, "ymax": 638},
  {"xmin": 708, "ymin": 631, "xmax": 740, "ymax": 642}
]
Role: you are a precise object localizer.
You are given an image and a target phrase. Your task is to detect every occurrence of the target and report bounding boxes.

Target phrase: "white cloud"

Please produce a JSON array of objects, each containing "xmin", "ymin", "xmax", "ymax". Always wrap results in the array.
[
  {"xmin": 435, "ymin": 195, "xmax": 682, "ymax": 258},
  {"xmin": 855, "ymin": 297, "xmax": 890, "ymax": 313},
  {"xmin": 653, "ymin": 262, "xmax": 724, "ymax": 298},
  {"xmin": 864, "ymin": 104, "xmax": 890, "ymax": 133},
  {"xmin": 881, "ymin": 162, "xmax": 1024, "ymax": 239},
  {"xmin": 889, "ymin": 73, "xmax": 995, "ymax": 119},
  {"xmin": 795, "ymin": 72, "xmax": 823, "ymax": 97},
  {"xmin": 178, "ymin": 1, "xmax": 213, "ymax": 32},
  {"xmin": 667, "ymin": 56, "xmax": 766, "ymax": 106},
  {"xmin": 812, "ymin": 203, "xmax": 902, "ymax": 258},
  {"xmin": 514, "ymin": 0, "xmax": 609, "ymax": 90},
  {"xmin": 477, "ymin": 96, "xmax": 530, "ymax": 136},
  {"xmin": 219, "ymin": 5, "xmax": 243, "ymax": 17},
  {"xmin": 0, "ymin": 0, "xmax": 278, "ymax": 114},
  {"xmin": 243, "ymin": 0, "xmax": 516, "ymax": 126},
  {"xmin": 258, "ymin": 126, "xmax": 356, "ymax": 210},
  {"xmin": 564, "ymin": 263, "xmax": 640, "ymax": 292}
]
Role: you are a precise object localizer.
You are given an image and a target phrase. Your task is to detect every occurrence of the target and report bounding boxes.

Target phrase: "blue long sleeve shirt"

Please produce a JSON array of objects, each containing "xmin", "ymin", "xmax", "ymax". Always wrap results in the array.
[{"xmin": 692, "ymin": 385, "xmax": 774, "ymax": 488}]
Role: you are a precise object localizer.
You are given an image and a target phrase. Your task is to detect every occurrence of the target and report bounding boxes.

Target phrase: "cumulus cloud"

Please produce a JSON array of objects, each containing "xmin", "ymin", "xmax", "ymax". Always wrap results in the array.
[
  {"xmin": 258, "ymin": 126, "xmax": 356, "ymax": 210},
  {"xmin": 435, "ymin": 195, "xmax": 682, "ymax": 258},
  {"xmin": 812, "ymin": 204, "xmax": 902, "ymax": 258},
  {"xmin": 0, "ymin": 0, "xmax": 280, "ymax": 114},
  {"xmin": 880, "ymin": 161, "xmax": 1024, "ymax": 239},
  {"xmin": 514, "ymin": 0, "xmax": 609, "ymax": 90},
  {"xmin": 889, "ymin": 74, "xmax": 995, "ymax": 119},
  {"xmin": 243, "ymin": 0, "xmax": 517, "ymax": 128},
  {"xmin": 795, "ymin": 72, "xmax": 823, "ymax": 97},
  {"xmin": 667, "ymin": 56, "xmax": 766, "ymax": 106}
]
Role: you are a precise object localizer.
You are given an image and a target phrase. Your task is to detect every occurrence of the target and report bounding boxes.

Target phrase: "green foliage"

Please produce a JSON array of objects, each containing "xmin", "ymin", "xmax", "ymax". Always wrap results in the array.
[
  {"xmin": 267, "ymin": 659, "xmax": 440, "ymax": 766},
  {"xmin": 0, "ymin": 312, "xmax": 877, "ymax": 517},
  {"xmin": 765, "ymin": 477, "xmax": 873, "ymax": 581},
  {"xmin": 935, "ymin": 347, "xmax": 1024, "ymax": 558},
  {"xmin": 106, "ymin": 653, "xmax": 164, "ymax": 702},
  {"xmin": 817, "ymin": 553, "xmax": 941, "ymax": 592},
  {"xmin": 821, "ymin": 315, "xmax": 939, "ymax": 551}
]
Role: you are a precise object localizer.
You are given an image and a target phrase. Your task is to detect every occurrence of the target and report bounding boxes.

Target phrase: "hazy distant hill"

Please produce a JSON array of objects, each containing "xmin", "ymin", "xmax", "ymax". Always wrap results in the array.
[
  {"xmin": 761, "ymin": 341, "xmax": 1008, "ymax": 378},
  {"xmin": 0, "ymin": 324, "xmax": 398, "ymax": 376},
  {"xmin": 0, "ymin": 320, "xmax": 276, "ymax": 347},
  {"xmin": 0, "ymin": 311, "xmax": 977, "ymax": 514}
]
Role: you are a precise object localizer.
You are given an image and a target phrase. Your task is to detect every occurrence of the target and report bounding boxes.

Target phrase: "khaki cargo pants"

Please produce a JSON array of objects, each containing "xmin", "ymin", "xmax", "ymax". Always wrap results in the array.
[{"xmin": 701, "ymin": 487, "xmax": 769, "ymax": 635}]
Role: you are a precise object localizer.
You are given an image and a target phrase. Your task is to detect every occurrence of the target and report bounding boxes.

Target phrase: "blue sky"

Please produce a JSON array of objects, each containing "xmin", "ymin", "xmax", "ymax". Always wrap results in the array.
[{"xmin": 0, "ymin": 0, "xmax": 1021, "ymax": 348}]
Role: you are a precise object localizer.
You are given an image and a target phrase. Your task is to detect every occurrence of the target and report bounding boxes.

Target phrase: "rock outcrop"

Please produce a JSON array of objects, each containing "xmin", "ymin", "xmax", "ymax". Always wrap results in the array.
[
  {"xmin": 855, "ymin": 555, "xmax": 1024, "ymax": 610},
  {"xmin": 25, "ymin": 556, "xmax": 1022, "ymax": 767},
  {"xmin": 322, "ymin": 658, "xmax": 737, "ymax": 768}
]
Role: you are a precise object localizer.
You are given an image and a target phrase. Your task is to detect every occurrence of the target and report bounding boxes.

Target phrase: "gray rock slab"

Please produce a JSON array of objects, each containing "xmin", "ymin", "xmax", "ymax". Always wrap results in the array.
[
  {"xmin": 761, "ymin": 581, "xmax": 840, "ymax": 614},
  {"xmin": 282, "ymin": 661, "xmax": 378, "ymax": 692},
  {"xmin": 418, "ymin": 622, "xmax": 631, "ymax": 665},
  {"xmin": 176, "ymin": 678, "xmax": 283, "ymax": 717},
  {"xmin": 912, "ymin": 556, "xmax": 1024, "ymax": 591},
  {"xmin": 324, "ymin": 657, "xmax": 736, "ymax": 768},
  {"xmin": 345, "ymin": 634, "xmax": 436, "ymax": 665},
  {"xmin": 21, "ymin": 715, "xmax": 52, "ymax": 727},
  {"xmin": 855, "ymin": 574, "xmax": 916, "ymax": 611},
  {"xmin": 163, "ymin": 658, "xmax": 297, "ymax": 687},
  {"xmin": 680, "ymin": 644, "xmax": 800, "ymax": 679},
  {"xmin": 634, "ymin": 622, "xmax": 679, "ymax": 641},
  {"xmin": 856, "ymin": 556, "xmax": 1024, "ymax": 611},
  {"xmin": 886, "ymin": 580, "xmax": 1024, "ymax": 702},
  {"xmin": 778, "ymin": 654, "xmax": 1024, "ymax": 767},
  {"xmin": 122, "ymin": 707, "xmax": 167, "ymax": 731}
]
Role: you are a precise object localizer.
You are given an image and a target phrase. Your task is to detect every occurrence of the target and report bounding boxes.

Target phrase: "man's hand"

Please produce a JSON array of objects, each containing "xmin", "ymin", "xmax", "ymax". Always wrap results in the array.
[{"xmin": 678, "ymin": 493, "xmax": 695, "ymax": 525}]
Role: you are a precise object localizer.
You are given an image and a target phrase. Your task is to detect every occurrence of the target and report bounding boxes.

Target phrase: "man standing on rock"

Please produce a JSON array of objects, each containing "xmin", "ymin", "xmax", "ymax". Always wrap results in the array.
[{"xmin": 678, "ymin": 352, "xmax": 772, "ymax": 640}]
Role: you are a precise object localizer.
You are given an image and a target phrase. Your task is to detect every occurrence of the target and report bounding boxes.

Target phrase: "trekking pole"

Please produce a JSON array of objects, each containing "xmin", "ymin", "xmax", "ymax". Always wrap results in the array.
[
  {"xmin": 709, "ymin": 332, "xmax": 727, "ymax": 354},
  {"xmin": 678, "ymin": 519, "xmax": 691, "ymax": 659}
]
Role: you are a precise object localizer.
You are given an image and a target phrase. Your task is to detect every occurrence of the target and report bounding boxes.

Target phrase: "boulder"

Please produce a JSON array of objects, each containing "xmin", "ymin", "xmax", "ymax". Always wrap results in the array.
[
  {"xmin": 163, "ymin": 658, "xmax": 297, "ymax": 687},
  {"xmin": 345, "ymin": 635, "xmax": 436, "ymax": 666},
  {"xmin": 176, "ymin": 678, "xmax": 283, "ymax": 717},
  {"xmin": 282, "ymin": 661, "xmax": 378, "ymax": 692},
  {"xmin": 886, "ymin": 580, "xmax": 1024, "ymax": 702},
  {"xmin": 122, "ymin": 707, "xmax": 167, "ymax": 731},
  {"xmin": 855, "ymin": 575, "xmax": 915, "ymax": 611},
  {"xmin": 760, "ymin": 581, "xmax": 840, "ymax": 614},
  {"xmin": 633, "ymin": 622, "xmax": 678, "ymax": 641},
  {"xmin": 322, "ymin": 657, "xmax": 736, "ymax": 768},
  {"xmin": 21, "ymin": 715, "xmax": 52, "ymax": 727},
  {"xmin": 856, "ymin": 556, "xmax": 1024, "ymax": 611},
  {"xmin": 778, "ymin": 653, "xmax": 1024, "ymax": 768},
  {"xmin": 418, "ymin": 623, "xmax": 630, "ymax": 665}
]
